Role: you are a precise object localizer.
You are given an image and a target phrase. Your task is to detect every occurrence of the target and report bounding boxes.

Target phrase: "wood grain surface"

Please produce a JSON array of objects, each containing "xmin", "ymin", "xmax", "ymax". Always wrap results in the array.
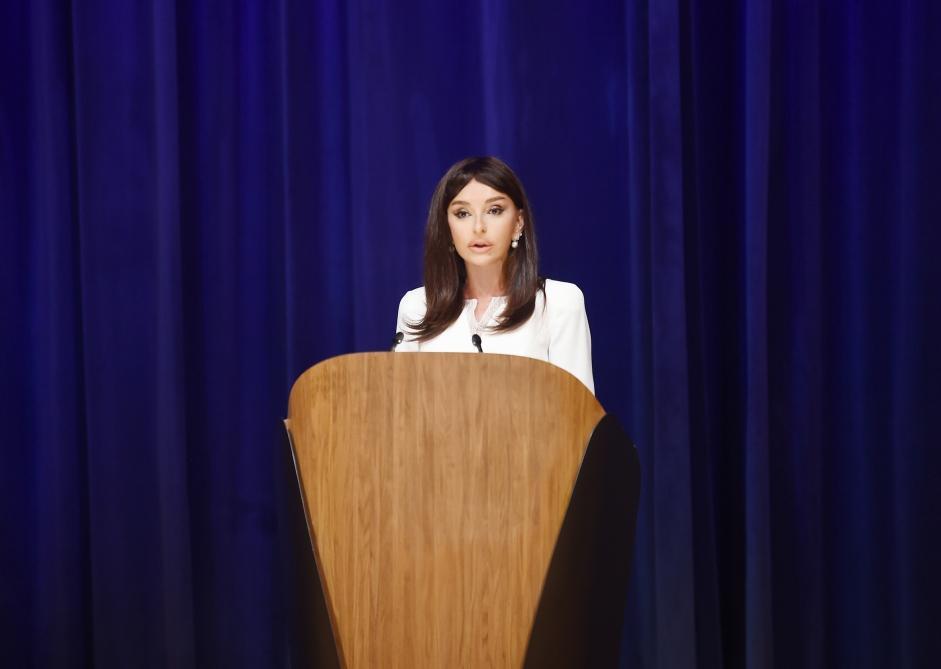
[{"xmin": 287, "ymin": 352, "xmax": 604, "ymax": 668}]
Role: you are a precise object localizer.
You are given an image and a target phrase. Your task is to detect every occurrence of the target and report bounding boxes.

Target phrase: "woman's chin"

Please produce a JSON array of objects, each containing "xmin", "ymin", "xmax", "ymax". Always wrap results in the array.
[{"xmin": 461, "ymin": 254, "xmax": 505, "ymax": 269}]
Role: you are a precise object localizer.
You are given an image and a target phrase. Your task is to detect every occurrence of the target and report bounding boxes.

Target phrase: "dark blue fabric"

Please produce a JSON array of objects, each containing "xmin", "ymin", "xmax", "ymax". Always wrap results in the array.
[{"xmin": 2, "ymin": 1, "xmax": 939, "ymax": 667}]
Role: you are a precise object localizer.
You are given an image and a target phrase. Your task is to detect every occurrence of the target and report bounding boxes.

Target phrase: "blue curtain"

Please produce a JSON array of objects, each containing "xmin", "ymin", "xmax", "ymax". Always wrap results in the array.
[{"xmin": 2, "ymin": 1, "xmax": 939, "ymax": 667}]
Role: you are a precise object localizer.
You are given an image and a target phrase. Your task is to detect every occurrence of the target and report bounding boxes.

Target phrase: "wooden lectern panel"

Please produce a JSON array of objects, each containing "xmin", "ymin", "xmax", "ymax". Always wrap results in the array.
[{"xmin": 287, "ymin": 352, "xmax": 605, "ymax": 668}]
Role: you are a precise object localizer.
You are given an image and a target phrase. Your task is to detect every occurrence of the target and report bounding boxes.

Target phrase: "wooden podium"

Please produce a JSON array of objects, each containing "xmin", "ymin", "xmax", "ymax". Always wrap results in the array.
[{"xmin": 280, "ymin": 353, "xmax": 640, "ymax": 668}]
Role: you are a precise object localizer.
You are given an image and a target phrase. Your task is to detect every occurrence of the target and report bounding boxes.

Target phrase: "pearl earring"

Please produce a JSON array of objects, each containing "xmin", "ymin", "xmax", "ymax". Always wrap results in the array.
[{"xmin": 511, "ymin": 238, "xmax": 519, "ymax": 249}]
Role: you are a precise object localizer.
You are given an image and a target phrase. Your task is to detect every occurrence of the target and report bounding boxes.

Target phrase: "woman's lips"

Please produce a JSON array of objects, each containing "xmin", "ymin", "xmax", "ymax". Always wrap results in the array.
[{"xmin": 469, "ymin": 241, "xmax": 493, "ymax": 253}]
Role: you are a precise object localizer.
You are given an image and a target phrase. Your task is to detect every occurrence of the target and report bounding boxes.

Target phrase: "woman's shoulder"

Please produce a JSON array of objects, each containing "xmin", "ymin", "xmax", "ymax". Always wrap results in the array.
[
  {"xmin": 398, "ymin": 286, "xmax": 428, "ymax": 316},
  {"xmin": 543, "ymin": 278, "xmax": 586, "ymax": 310}
]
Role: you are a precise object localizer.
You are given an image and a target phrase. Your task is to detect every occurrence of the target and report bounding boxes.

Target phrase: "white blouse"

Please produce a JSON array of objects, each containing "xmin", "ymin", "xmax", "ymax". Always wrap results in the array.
[{"xmin": 395, "ymin": 278, "xmax": 595, "ymax": 394}]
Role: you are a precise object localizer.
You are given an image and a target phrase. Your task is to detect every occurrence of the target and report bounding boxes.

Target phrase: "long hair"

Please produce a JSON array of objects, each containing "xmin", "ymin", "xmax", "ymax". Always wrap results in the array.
[{"xmin": 409, "ymin": 156, "xmax": 543, "ymax": 342}]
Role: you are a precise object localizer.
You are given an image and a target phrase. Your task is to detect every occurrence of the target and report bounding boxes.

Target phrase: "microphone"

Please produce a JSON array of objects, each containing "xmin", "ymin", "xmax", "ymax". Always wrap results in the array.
[
  {"xmin": 391, "ymin": 331, "xmax": 404, "ymax": 351},
  {"xmin": 471, "ymin": 334, "xmax": 483, "ymax": 353}
]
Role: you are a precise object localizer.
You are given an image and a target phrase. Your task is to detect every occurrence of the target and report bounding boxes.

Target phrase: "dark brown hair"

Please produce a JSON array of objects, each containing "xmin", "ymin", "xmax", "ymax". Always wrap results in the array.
[{"xmin": 409, "ymin": 156, "xmax": 543, "ymax": 342}]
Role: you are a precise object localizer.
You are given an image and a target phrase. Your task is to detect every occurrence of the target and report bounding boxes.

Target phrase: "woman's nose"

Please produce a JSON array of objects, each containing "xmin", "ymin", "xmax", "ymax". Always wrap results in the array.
[{"xmin": 474, "ymin": 214, "xmax": 487, "ymax": 233}]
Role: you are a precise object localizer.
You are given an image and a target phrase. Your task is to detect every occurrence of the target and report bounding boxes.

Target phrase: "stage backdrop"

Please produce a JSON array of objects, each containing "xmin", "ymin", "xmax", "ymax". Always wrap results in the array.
[{"xmin": 2, "ymin": 1, "xmax": 939, "ymax": 667}]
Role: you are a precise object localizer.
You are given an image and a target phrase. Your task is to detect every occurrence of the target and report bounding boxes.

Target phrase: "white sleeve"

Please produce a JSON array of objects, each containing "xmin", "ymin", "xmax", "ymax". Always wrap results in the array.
[
  {"xmin": 395, "ymin": 293, "xmax": 421, "ymax": 352},
  {"xmin": 547, "ymin": 285, "xmax": 595, "ymax": 394}
]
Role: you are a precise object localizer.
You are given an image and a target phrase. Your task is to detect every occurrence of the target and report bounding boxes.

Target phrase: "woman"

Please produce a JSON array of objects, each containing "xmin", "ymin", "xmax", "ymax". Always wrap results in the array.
[{"xmin": 395, "ymin": 156, "xmax": 594, "ymax": 394}]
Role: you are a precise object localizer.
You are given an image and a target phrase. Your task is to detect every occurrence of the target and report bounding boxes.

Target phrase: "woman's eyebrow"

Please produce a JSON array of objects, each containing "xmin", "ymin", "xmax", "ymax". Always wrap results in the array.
[{"xmin": 450, "ymin": 196, "xmax": 507, "ymax": 207}]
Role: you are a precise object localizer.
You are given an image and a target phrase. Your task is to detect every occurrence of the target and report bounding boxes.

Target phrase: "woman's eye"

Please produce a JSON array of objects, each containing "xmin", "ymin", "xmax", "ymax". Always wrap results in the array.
[
  {"xmin": 488, "ymin": 207, "xmax": 504, "ymax": 215},
  {"xmin": 453, "ymin": 210, "xmax": 469, "ymax": 219}
]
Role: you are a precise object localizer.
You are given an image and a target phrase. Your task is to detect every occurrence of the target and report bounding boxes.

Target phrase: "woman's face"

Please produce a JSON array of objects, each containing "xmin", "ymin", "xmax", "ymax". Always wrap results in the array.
[{"xmin": 447, "ymin": 179, "xmax": 523, "ymax": 272}]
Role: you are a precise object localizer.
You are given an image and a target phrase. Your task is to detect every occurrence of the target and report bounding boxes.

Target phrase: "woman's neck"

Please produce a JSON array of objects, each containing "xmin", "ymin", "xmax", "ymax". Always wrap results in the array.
[{"xmin": 463, "ymin": 265, "xmax": 505, "ymax": 300}]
